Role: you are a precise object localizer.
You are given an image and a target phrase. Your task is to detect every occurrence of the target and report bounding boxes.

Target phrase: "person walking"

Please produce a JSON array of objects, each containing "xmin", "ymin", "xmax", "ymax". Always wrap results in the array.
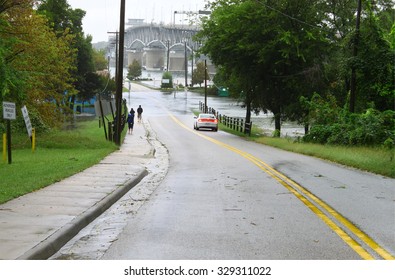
[
  {"xmin": 137, "ymin": 105, "xmax": 143, "ymax": 123},
  {"xmin": 127, "ymin": 108, "xmax": 135, "ymax": 134}
]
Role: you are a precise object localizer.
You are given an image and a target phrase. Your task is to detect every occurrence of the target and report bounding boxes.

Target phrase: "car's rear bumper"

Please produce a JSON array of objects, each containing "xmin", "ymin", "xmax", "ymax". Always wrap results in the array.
[{"xmin": 197, "ymin": 123, "xmax": 218, "ymax": 130}]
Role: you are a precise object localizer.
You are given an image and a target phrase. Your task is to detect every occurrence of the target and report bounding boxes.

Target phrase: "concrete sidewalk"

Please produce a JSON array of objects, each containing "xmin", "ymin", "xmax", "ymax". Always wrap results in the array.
[{"xmin": 0, "ymin": 124, "xmax": 153, "ymax": 260}]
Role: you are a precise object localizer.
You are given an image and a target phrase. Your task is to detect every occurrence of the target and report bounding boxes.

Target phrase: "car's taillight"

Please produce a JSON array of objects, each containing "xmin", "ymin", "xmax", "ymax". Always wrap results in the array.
[{"xmin": 198, "ymin": 118, "xmax": 218, "ymax": 123}]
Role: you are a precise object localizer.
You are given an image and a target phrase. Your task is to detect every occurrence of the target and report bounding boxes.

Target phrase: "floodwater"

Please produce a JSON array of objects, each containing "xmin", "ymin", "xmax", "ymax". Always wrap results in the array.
[{"xmin": 122, "ymin": 68, "xmax": 305, "ymax": 137}]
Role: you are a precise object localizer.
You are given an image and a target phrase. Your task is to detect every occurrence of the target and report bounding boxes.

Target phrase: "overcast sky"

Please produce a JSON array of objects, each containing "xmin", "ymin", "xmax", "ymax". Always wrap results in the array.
[{"xmin": 67, "ymin": 0, "xmax": 208, "ymax": 42}]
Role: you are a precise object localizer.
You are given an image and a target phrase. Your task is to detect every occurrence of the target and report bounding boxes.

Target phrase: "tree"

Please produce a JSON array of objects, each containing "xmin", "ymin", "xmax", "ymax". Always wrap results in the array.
[
  {"xmin": 318, "ymin": 0, "xmax": 394, "ymax": 112},
  {"xmin": 93, "ymin": 48, "xmax": 109, "ymax": 71},
  {"xmin": 354, "ymin": 9, "xmax": 394, "ymax": 111},
  {"xmin": 1, "ymin": 0, "xmax": 75, "ymax": 128},
  {"xmin": 0, "ymin": 0, "xmax": 31, "ymax": 104},
  {"xmin": 37, "ymin": 0, "xmax": 99, "ymax": 112},
  {"xmin": 192, "ymin": 61, "xmax": 207, "ymax": 87},
  {"xmin": 36, "ymin": 0, "xmax": 84, "ymax": 35},
  {"xmin": 78, "ymin": 72, "xmax": 102, "ymax": 108},
  {"xmin": 196, "ymin": 0, "xmax": 329, "ymax": 132},
  {"xmin": 127, "ymin": 59, "xmax": 142, "ymax": 80}
]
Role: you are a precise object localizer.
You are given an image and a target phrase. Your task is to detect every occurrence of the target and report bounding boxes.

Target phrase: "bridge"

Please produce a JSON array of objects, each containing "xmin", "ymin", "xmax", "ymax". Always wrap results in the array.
[{"xmin": 111, "ymin": 19, "xmax": 214, "ymax": 74}]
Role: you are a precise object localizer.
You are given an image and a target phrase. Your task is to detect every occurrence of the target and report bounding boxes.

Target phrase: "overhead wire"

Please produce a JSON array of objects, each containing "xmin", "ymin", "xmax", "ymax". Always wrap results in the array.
[{"xmin": 254, "ymin": 0, "xmax": 325, "ymax": 30}]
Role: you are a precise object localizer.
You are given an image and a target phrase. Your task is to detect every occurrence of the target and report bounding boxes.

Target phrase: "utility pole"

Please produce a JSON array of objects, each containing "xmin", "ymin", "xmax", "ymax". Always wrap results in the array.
[
  {"xmin": 115, "ymin": 0, "xmax": 126, "ymax": 145},
  {"xmin": 108, "ymin": 31, "xmax": 119, "ymax": 82},
  {"xmin": 204, "ymin": 59, "xmax": 208, "ymax": 113},
  {"xmin": 184, "ymin": 41, "xmax": 188, "ymax": 88},
  {"xmin": 191, "ymin": 47, "xmax": 194, "ymax": 87},
  {"xmin": 349, "ymin": 0, "xmax": 362, "ymax": 113},
  {"xmin": 166, "ymin": 40, "xmax": 170, "ymax": 71}
]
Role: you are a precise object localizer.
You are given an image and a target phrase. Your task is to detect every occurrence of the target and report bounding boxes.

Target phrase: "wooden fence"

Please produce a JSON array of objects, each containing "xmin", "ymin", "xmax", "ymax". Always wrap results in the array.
[{"xmin": 199, "ymin": 101, "xmax": 252, "ymax": 135}]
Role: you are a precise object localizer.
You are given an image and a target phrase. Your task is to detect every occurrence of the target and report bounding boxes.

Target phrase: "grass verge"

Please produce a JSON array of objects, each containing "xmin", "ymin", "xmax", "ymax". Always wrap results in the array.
[
  {"xmin": 219, "ymin": 123, "xmax": 394, "ymax": 178},
  {"xmin": 0, "ymin": 119, "xmax": 119, "ymax": 204}
]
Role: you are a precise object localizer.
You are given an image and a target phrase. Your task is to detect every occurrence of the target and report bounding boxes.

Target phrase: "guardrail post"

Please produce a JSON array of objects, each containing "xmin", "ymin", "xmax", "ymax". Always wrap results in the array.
[{"xmin": 245, "ymin": 122, "xmax": 252, "ymax": 136}]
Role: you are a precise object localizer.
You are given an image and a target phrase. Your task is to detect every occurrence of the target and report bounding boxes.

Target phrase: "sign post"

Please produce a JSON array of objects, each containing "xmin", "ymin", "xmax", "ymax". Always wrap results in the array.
[
  {"xmin": 2, "ymin": 102, "xmax": 16, "ymax": 164},
  {"xmin": 6, "ymin": 120, "xmax": 11, "ymax": 164},
  {"xmin": 21, "ymin": 105, "xmax": 32, "ymax": 138},
  {"xmin": 31, "ymin": 128, "xmax": 36, "ymax": 153},
  {"xmin": 2, "ymin": 133, "xmax": 6, "ymax": 162}
]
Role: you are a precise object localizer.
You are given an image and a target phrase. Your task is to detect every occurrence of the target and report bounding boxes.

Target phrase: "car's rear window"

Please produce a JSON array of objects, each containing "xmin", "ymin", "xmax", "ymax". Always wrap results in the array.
[{"xmin": 199, "ymin": 114, "xmax": 215, "ymax": 119}]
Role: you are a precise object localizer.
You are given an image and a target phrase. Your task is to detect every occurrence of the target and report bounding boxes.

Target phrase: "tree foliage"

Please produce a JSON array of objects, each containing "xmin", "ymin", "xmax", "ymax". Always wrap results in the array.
[
  {"xmin": 196, "ymin": 0, "xmax": 329, "ymax": 131},
  {"xmin": 192, "ymin": 61, "xmax": 207, "ymax": 87},
  {"xmin": 93, "ymin": 48, "xmax": 109, "ymax": 71},
  {"xmin": 303, "ymin": 94, "xmax": 394, "ymax": 146},
  {"xmin": 127, "ymin": 59, "xmax": 142, "ymax": 80},
  {"xmin": 1, "ymin": 0, "xmax": 75, "ymax": 128},
  {"xmin": 196, "ymin": 0, "xmax": 394, "ymax": 143},
  {"xmin": 1, "ymin": 0, "xmax": 107, "ymax": 132},
  {"xmin": 37, "ymin": 0, "xmax": 103, "ymax": 111},
  {"xmin": 36, "ymin": 0, "xmax": 85, "ymax": 36}
]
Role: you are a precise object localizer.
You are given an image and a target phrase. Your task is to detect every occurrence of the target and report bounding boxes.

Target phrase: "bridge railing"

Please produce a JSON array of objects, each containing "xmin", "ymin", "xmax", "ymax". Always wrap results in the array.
[{"xmin": 199, "ymin": 101, "xmax": 252, "ymax": 136}]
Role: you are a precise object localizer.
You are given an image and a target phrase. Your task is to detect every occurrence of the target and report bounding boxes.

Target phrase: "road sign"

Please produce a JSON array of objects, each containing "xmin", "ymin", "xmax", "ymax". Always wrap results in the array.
[
  {"xmin": 2, "ymin": 102, "xmax": 15, "ymax": 164},
  {"xmin": 3, "ymin": 102, "xmax": 16, "ymax": 120},
  {"xmin": 21, "ymin": 105, "xmax": 33, "ymax": 138}
]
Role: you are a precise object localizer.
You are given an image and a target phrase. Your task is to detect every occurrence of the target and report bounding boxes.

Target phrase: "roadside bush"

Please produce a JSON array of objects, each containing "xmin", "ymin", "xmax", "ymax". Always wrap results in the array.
[
  {"xmin": 272, "ymin": 129, "xmax": 281, "ymax": 138},
  {"xmin": 303, "ymin": 94, "xmax": 394, "ymax": 146},
  {"xmin": 13, "ymin": 108, "xmax": 49, "ymax": 133},
  {"xmin": 303, "ymin": 125, "xmax": 332, "ymax": 144},
  {"xmin": 161, "ymin": 72, "xmax": 173, "ymax": 89},
  {"xmin": 0, "ymin": 107, "xmax": 49, "ymax": 135},
  {"xmin": 326, "ymin": 123, "xmax": 350, "ymax": 145}
]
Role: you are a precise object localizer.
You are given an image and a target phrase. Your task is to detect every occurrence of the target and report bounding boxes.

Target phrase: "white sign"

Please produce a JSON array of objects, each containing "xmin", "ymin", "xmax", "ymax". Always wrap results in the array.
[
  {"xmin": 162, "ymin": 79, "xmax": 170, "ymax": 84},
  {"xmin": 2, "ymin": 102, "xmax": 16, "ymax": 120},
  {"xmin": 21, "ymin": 105, "xmax": 33, "ymax": 137}
]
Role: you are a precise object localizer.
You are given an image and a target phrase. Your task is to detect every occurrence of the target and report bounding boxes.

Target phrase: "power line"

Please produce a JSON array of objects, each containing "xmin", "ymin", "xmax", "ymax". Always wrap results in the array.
[{"xmin": 254, "ymin": 0, "xmax": 323, "ymax": 30}]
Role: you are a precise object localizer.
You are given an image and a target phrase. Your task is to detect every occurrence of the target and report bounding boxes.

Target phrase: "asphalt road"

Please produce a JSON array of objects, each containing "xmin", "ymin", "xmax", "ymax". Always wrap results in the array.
[{"xmin": 52, "ymin": 86, "xmax": 395, "ymax": 260}]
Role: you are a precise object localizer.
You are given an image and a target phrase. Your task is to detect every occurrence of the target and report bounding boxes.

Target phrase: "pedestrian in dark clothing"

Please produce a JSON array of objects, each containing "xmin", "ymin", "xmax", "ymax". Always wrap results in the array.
[
  {"xmin": 137, "ymin": 105, "xmax": 143, "ymax": 123},
  {"xmin": 127, "ymin": 108, "xmax": 135, "ymax": 134}
]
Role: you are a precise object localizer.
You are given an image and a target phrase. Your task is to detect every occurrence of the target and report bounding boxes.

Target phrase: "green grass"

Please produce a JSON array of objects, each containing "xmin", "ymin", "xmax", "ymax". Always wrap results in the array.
[
  {"xmin": 219, "ymin": 123, "xmax": 395, "ymax": 178},
  {"xmin": 254, "ymin": 137, "xmax": 394, "ymax": 178},
  {"xmin": 0, "ymin": 120, "xmax": 119, "ymax": 204}
]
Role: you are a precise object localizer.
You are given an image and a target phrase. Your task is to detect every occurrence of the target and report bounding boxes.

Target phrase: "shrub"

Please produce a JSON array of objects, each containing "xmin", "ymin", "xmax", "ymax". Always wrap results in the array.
[
  {"xmin": 272, "ymin": 129, "xmax": 281, "ymax": 138},
  {"xmin": 161, "ymin": 72, "xmax": 173, "ymax": 89},
  {"xmin": 303, "ymin": 94, "xmax": 394, "ymax": 146}
]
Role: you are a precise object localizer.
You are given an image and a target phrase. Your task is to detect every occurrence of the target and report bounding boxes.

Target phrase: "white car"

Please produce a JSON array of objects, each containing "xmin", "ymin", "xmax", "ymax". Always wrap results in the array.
[{"xmin": 194, "ymin": 113, "xmax": 218, "ymax": 131}]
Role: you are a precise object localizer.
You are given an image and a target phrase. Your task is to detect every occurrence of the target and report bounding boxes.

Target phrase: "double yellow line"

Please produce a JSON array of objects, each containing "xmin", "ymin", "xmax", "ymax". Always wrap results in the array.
[{"xmin": 169, "ymin": 113, "xmax": 394, "ymax": 260}]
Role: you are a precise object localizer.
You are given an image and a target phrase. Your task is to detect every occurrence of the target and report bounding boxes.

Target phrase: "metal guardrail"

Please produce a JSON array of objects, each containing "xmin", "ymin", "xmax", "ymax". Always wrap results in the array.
[{"xmin": 199, "ymin": 101, "xmax": 252, "ymax": 136}]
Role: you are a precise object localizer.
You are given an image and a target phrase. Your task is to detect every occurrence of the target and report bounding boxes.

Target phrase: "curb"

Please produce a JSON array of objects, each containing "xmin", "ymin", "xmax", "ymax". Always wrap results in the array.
[{"xmin": 16, "ymin": 169, "xmax": 149, "ymax": 260}]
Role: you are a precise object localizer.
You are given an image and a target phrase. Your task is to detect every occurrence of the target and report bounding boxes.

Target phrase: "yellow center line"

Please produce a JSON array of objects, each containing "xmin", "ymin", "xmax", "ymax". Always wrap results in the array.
[{"xmin": 169, "ymin": 113, "xmax": 394, "ymax": 260}]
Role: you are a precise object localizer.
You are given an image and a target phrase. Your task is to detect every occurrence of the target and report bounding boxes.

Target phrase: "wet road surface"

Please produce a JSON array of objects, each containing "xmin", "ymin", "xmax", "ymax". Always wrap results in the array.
[{"xmin": 52, "ymin": 86, "xmax": 395, "ymax": 260}]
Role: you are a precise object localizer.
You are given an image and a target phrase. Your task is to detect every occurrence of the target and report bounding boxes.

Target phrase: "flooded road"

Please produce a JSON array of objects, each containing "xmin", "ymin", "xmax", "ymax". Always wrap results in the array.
[{"xmin": 133, "ymin": 77, "xmax": 305, "ymax": 137}]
